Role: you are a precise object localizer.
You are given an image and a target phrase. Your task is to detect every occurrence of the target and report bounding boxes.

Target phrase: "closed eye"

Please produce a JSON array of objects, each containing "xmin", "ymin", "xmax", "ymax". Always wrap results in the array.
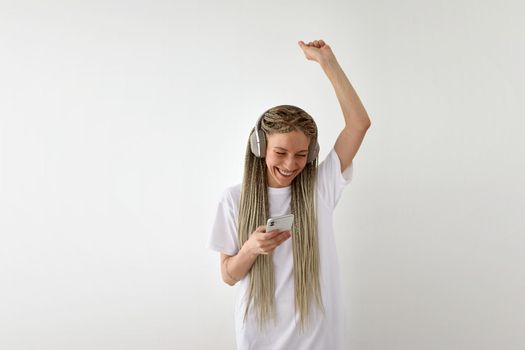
[{"xmin": 276, "ymin": 152, "xmax": 307, "ymax": 157}]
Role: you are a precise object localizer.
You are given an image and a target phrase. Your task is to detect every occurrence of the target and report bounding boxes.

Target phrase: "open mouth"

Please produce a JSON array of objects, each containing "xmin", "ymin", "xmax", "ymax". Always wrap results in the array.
[{"xmin": 276, "ymin": 167, "xmax": 294, "ymax": 177}]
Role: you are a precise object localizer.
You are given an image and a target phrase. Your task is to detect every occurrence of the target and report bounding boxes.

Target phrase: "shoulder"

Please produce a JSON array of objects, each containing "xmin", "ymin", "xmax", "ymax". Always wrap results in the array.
[
  {"xmin": 319, "ymin": 147, "xmax": 337, "ymax": 166},
  {"xmin": 317, "ymin": 147, "xmax": 338, "ymax": 176},
  {"xmin": 317, "ymin": 147, "xmax": 353, "ymax": 181},
  {"xmin": 315, "ymin": 147, "xmax": 354, "ymax": 210},
  {"xmin": 219, "ymin": 183, "xmax": 242, "ymax": 208}
]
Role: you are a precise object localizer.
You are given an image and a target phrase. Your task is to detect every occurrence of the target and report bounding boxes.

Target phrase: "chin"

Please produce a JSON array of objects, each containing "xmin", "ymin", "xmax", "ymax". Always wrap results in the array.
[{"xmin": 275, "ymin": 174, "xmax": 295, "ymax": 187}]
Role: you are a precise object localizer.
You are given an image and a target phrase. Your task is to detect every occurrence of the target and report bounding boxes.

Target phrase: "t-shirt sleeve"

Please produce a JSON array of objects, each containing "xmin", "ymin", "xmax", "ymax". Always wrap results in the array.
[
  {"xmin": 317, "ymin": 147, "xmax": 354, "ymax": 210},
  {"xmin": 207, "ymin": 189, "xmax": 240, "ymax": 256}
]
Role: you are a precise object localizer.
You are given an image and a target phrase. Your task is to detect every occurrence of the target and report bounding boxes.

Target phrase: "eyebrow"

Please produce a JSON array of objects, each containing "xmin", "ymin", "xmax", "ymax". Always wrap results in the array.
[{"xmin": 274, "ymin": 147, "xmax": 309, "ymax": 153}]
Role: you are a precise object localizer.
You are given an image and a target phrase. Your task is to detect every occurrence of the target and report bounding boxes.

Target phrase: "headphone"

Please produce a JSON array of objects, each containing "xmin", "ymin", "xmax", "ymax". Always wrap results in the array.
[{"xmin": 249, "ymin": 106, "xmax": 320, "ymax": 163}]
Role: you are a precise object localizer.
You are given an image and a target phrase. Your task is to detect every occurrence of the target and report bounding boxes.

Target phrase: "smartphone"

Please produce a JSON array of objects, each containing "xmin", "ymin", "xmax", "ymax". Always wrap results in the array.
[{"xmin": 266, "ymin": 214, "xmax": 294, "ymax": 233}]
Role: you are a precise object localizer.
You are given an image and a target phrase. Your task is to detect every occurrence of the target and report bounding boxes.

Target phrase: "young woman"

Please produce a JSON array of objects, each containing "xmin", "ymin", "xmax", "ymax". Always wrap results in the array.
[{"xmin": 208, "ymin": 39, "xmax": 371, "ymax": 349}]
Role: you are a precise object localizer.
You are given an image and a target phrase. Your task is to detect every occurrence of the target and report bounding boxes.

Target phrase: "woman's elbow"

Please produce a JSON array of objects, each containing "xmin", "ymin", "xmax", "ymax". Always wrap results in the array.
[
  {"xmin": 222, "ymin": 274, "xmax": 237, "ymax": 286},
  {"xmin": 359, "ymin": 120, "xmax": 371, "ymax": 131}
]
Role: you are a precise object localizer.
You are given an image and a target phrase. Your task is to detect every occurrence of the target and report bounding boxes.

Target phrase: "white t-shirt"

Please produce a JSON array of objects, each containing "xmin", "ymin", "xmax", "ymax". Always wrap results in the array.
[{"xmin": 208, "ymin": 147, "xmax": 354, "ymax": 350}]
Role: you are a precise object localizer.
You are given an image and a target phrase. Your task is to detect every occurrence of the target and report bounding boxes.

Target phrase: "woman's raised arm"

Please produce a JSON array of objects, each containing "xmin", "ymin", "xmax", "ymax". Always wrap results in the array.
[{"xmin": 299, "ymin": 39, "xmax": 371, "ymax": 171}]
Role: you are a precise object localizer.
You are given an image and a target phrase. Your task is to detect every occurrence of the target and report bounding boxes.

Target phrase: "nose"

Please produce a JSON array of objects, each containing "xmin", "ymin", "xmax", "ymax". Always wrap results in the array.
[{"xmin": 283, "ymin": 155, "xmax": 298, "ymax": 170}]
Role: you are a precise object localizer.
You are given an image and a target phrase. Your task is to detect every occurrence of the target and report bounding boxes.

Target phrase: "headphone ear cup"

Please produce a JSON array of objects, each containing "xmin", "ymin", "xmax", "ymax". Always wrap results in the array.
[
  {"xmin": 308, "ymin": 142, "xmax": 320, "ymax": 163},
  {"xmin": 250, "ymin": 129, "xmax": 267, "ymax": 158},
  {"xmin": 249, "ymin": 130, "xmax": 259, "ymax": 156}
]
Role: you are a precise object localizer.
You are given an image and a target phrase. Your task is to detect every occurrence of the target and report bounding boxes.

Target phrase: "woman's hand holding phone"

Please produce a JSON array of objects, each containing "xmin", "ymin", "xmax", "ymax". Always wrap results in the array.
[{"xmin": 245, "ymin": 225, "xmax": 291, "ymax": 256}]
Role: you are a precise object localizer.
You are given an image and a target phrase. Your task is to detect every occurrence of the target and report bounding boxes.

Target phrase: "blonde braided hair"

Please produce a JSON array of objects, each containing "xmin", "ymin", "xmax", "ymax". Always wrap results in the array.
[{"xmin": 237, "ymin": 105, "xmax": 324, "ymax": 331}]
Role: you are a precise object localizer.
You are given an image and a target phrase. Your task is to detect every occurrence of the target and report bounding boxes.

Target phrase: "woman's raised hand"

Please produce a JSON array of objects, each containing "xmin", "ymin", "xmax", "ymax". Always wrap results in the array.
[
  {"xmin": 246, "ymin": 225, "xmax": 292, "ymax": 256},
  {"xmin": 298, "ymin": 39, "xmax": 336, "ymax": 65}
]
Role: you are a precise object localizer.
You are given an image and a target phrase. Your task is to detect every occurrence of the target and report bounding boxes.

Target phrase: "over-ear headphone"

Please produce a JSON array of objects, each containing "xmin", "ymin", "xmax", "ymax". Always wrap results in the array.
[{"xmin": 249, "ymin": 106, "xmax": 320, "ymax": 163}]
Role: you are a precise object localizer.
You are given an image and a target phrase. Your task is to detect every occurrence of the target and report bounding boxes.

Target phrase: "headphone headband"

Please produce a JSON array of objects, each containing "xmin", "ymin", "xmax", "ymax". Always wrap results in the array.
[{"xmin": 249, "ymin": 106, "xmax": 319, "ymax": 163}]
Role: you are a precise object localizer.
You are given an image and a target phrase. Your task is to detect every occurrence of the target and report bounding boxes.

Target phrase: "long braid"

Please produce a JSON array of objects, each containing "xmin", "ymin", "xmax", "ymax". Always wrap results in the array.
[{"xmin": 237, "ymin": 105, "xmax": 323, "ymax": 330}]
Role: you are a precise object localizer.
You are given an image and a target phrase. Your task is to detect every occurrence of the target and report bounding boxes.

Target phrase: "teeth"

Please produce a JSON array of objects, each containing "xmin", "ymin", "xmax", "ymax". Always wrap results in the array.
[{"xmin": 278, "ymin": 168, "xmax": 293, "ymax": 176}]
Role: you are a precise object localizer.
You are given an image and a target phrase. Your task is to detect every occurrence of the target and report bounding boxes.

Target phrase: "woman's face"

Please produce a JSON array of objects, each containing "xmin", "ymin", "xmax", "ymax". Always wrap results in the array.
[{"xmin": 265, "ymin": 130, "xmax": 311, "ymax": 188}]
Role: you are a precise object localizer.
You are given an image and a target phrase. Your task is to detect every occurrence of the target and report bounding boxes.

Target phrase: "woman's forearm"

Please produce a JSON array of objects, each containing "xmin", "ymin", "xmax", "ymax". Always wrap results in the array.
[
  {"xmin": 222, "ymin": 242, "xmax": 258, "ymax": 285},
  {"xmin": 321, "ymin": 58, "xmax": 371, "ymax": 130},
  {"xmin": 222, "ymin": 228, "xmax": 290, "ymax": 285}
]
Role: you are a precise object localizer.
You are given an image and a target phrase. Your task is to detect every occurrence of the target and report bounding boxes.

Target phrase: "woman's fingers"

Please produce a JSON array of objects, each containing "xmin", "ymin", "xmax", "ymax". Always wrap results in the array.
[
  {"xmin": 277, "ymin": 231, "xmax": 291, "ymax": 244},
  {"xmin": 257, "ymin": 231, "xmax": 291, "ymax": 254},
  {"xmin": 266, "ymin": 230, "xmax": 289, "ymax": 240},
  {"xmin": 300, "ymin": 39, "xmax": 325, "ymax": 48},
  {"xmin": 256, "ymin": 225, "xmax": 266, "ymax": 233},
  {"xmin": 265, "ymin": 230, "xmax": 283, "ymax": 239},
  {"xmin": 274, "ymin": 230, "xmax": 291, "ymax": 241},
  {"xmin": 268, "ymin": 231, "xmax": 291, "ymax": 247}
]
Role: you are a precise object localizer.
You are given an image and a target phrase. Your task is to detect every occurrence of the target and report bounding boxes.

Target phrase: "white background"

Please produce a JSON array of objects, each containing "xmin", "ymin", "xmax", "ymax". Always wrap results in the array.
[{"xmin": 1, "ymin": 0, "xmax": 524, "ymax": 349}]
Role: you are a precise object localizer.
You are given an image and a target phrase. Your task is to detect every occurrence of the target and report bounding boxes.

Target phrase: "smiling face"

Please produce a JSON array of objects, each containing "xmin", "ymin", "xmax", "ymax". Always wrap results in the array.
[{"xmin": 265, "ymin": 130, "xmax": 311, "ymax": 188}]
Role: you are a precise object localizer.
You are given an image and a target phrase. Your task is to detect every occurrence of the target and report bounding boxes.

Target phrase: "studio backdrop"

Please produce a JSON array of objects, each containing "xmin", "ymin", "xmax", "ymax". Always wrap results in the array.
[{"xmin": 1, "ymin": 0, "xmax": 523, "ymax": 349}]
